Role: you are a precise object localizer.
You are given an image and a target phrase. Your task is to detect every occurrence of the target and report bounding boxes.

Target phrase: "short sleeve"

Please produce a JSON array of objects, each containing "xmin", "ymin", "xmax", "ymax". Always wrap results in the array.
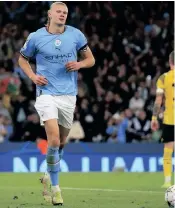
[
  {"xmin": 156, "ymin": 74, "xmax": 165, "ymax": 93},
  {"xmin": 76, "ymin": 30, "xmax": 88, "ymax": 51},
  {"xmin": 20, "ymin": 32, "xmax": 36, "ymax": 58}
]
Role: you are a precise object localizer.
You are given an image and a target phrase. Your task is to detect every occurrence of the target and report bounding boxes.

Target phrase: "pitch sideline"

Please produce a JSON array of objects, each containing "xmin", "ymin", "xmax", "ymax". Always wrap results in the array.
[{"xmin": 62, "ymin": 187, "xmax": 164, "ymax": 194}]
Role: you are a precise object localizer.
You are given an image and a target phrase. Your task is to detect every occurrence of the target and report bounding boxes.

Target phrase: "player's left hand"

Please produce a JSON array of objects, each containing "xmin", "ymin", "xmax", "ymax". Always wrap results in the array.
[
  {"xmin": 66, "ymin": 61, "xmax": 81, "ymax": 72},
  {"xmin": 151, "ymin": 120, "xmax": 159, "ymax": 131}
]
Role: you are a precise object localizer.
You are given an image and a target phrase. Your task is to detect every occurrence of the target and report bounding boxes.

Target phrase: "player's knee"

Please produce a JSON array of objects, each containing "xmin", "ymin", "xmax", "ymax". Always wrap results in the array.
[
  {"xmin": 48, "ymin": 133, "xmax": 60, "ymax": 147},
  {"xmin": 50, "ymin": 139, "xmax": 60, "ymax": 147}
]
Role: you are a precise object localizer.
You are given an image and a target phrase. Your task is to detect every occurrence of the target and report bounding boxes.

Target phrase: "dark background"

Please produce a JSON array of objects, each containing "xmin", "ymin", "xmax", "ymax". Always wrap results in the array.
[{"xmin": 0, "ymin": 1, "xmax": 174, "ymax": 144}]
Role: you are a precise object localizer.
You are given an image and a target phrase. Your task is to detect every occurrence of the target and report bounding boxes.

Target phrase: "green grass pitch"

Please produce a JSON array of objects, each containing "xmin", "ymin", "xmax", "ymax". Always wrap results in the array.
[{"xmin": 0, "ymin": 173, "xmax": 167, "ymax": 208}]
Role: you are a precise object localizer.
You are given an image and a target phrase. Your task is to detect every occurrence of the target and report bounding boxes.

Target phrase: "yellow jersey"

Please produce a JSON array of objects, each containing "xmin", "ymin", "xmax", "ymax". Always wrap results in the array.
[{"xmin": 156, "ymin": 70, "xmax": 175, "ymax": 125}]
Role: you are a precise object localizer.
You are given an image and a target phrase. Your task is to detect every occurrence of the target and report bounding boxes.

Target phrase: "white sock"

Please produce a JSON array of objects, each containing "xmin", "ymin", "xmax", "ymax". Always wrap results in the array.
[
  {"xmin": 44, "ymin": 171, "xmax": 48, "ymax": 175},
  {"xmin": 165, "ymin": 176, "xmax": 171, "ymax": 183},
  {"xmin": 44, "ymin": 171, "xmax": 50, "ymax": 178},
  {"xmin": 52, "ymin": 185, "xmax": 60, "ymax": 192}
]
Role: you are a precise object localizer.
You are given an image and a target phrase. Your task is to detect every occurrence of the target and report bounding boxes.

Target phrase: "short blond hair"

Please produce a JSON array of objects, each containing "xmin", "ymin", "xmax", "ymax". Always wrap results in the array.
[
  {"xmin": 50, "ymin": 1, "xmax": 67, "ymax": 9},
  {"xmin": 46, "ymin": 2, "xmax": 68, "ymax": 27},
  {"xmin": 169, "ymin": 51, "xmax": 174, "ymax": 65}
]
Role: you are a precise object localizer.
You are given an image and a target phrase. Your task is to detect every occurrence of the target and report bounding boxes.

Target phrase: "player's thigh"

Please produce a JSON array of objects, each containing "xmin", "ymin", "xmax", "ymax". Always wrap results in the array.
[
  {"xmin": 44, "ymin": 119, "xmax": 60, "ymax": 147},
  {"xmin": 162, "ymin": 124, "xmax": 174, "ymax": 150},
  {"xmin": 57, "ymin": 107, "xmax": 74, "ymax": 144},
  {"xmin": 55, "ymin": 95, "xmax": 76, "ymax": 129},
  {"xmin": 58, "ymin": 107, "xmax": 74, "ymax": 128},
  {"xmin": 59, "ymin": 124, "xmax": 70, "ymax": 147},
  {"xmin": 34, "ymin": 95, "xmax": 58, "ymax": 124}
]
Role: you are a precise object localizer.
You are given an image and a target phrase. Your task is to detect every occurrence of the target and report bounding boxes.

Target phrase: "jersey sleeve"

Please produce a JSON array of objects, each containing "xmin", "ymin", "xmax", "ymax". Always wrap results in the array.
[
  {"xmin": 76, "ymin": 30, "xmax": 88, "ymax": 51},
  {"xmin": 20, "ymin": 32, "xmax": 36, "ymax": 59},
  {"xmin": 156, "ymin": 74, "xmax": 165, "ymax": 94}
]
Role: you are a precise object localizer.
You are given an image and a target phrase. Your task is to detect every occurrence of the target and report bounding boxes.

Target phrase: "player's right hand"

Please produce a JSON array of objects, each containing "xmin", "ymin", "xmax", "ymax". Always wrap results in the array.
[
  {"xmin": 31, "ymin": 75, "xmax": 48, "ymax": 86},
  {"xmin": 151, "ymin": 120, "xmax": 159, "ymax": 131}
]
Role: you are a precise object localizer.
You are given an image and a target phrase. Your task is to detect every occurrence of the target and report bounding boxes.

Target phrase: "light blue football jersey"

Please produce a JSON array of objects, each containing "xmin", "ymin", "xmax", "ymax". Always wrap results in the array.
[{"xmin": 20, "ymin": 26, "xmax": 87, "ymax": 96}]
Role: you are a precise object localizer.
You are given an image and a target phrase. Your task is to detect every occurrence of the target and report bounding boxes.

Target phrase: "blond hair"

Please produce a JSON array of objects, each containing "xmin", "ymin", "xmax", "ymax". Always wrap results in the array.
[
  {"xmin": 169, "ymin": 51, "xmax": 174, "ymax": 65},
  {"xmin": 46, "ymin": 2, "xmax": 67, "ymax": 28}
]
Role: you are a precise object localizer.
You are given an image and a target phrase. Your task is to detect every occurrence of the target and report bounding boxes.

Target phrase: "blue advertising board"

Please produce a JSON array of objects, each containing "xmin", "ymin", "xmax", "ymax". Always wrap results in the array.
[{"xmin": 0, "ymin": 143, "xmax": 174, "ymax": 173}]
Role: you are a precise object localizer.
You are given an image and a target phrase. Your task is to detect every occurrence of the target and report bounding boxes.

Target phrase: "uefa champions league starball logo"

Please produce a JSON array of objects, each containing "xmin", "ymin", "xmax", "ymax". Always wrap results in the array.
[{"xmin": 54, "ymin": 39, "xmax": 61, "ymax": 47}]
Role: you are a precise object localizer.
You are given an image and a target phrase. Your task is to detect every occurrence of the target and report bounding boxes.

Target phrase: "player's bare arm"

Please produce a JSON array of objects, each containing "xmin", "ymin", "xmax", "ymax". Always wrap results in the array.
[
  {"xmin": 151, "ymin": 92, "xmax": 164, "ymax": 131},
  {"xmin": 153, "ymin": 92, "xmax": 163, "ymax": 116},
  {"xmin": 66, "ymin": 46, "xmax": 95, "ymax": 72},
  {"xmin": 18, "ymin": 55, "xmax": 48, "ymax": 86},
  {"xmin": 79, "ymin": 46, "xmax": 95, "ymax": 68}
]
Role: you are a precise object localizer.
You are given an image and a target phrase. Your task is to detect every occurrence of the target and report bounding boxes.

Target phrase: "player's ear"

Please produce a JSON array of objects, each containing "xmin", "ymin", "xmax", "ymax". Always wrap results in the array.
[{"xmin": 48, "ymin": 10, "xmax": 51, "ymax": 19}]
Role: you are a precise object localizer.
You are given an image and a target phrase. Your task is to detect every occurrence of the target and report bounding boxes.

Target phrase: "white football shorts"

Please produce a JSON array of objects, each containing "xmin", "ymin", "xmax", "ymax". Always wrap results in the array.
[{"xmin": 34, "ymin": 95, "xmax": 76, "ymax": 129}]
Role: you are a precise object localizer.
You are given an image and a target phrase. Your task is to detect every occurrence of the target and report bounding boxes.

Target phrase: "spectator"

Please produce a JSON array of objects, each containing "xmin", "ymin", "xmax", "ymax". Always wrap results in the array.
[
  {"xmin": 129, "ymin": 91, "xmax": 145, "ymax": 112},
  {"xmin": 126, "ymin": 110, "xmax": 151, "ymax": 143},
  {"xmin": 0, "ymin": 98, "xmax": 12, "ymax": 121},
  {"xmin": 119, "ymin": 82, "xmax": 132, "ymax": 109},
  {"xmin": 144, "ymin": 87, "xmax": 156, "ymax": 119},
  {"xmin": 113, "ymin": 93, "xmax": 123, "ymax": 113},
  {"xmin": 21, "ymin": 113, "xmax": 46, "ymax": 142},
  {"xmin": 67, "ymin": 121, "xmax": 85, "ymax": 142},
  {"xmin": 137, "ymin": 79, "xmax": 149, "ymax": 101},
  {"xmin": 77, "ymin": 73, "xmax": 89, "ymax": 98},
  {"xmin": 122, "ymin": 109, "xmax": 133, "ymax": 128},
  {"xmin": 70, "ymin": 6, "xmax": 82, "ymax": 28},
  {"xmin": 0, "ymin": 114, "xmax": 7, "ymax": 143},
  {"xmin": 10, "ymin": 94, "xmax": 30, "ymax": 141},
  {"xmin": 106, "ymin": 113, "xmax": 126, "ymax": 143},
  {"xmin": 3, "ymin": 115, "xmax": 13, "ymax": 141}
]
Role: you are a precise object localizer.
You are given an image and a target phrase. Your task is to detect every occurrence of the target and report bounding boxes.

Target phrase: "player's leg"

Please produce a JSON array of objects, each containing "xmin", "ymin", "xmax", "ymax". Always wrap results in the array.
[
  {"xmin": 45, "ymin": 119, "xmax": 60, "ymax": 187},
  {"xmin": 41, "ymin": 124, "xmax": 70, "ymax": 196},
  {"xmin": 162, "ymin": 124, "xmax": 174, "ymax": 188},
  {"xmin": 44, "ymin": 119, "xmax": 63, "ymax": 205},
  {"xmin": 46, "ymin": 113, "xmax": 73, "ymax": 205},
  {"xmin": 162, "ymin": 141, "xmax": 174, "ymax": 188},
  {"xmin": 41, "ymin": 95, "xmax": 75, "ymax": 204},
  {"xmin": 39, "ymin": 122, "xmax": 71, "ymax": 205},
  {"xmin": 34, "ymin": 95, "xmax": 63, "ymax": 204},
  {"xmin": 59, "ymin": 124, "xmax": 70, "ymax": 159},
  {"xmin": 56, "ymin": 95, "xmax": 76, "ymax": 161}
]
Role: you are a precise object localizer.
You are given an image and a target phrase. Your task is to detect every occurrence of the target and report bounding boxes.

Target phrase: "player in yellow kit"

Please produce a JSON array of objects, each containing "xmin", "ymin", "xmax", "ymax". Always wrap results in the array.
[{"xmin": 151, "ymin": 51, "xmax": 174, "ymax": 188}]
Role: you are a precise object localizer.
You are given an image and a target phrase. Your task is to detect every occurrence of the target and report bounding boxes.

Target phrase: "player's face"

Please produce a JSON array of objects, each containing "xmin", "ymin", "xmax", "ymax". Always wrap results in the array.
[{"xmin": 49, "ymin": 4, "xmax": 68, "ymax": 26}]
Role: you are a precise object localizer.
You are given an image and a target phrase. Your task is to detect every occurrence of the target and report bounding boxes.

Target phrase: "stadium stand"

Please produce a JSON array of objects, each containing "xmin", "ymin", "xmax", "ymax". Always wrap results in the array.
[{"xmin": 0, "ymin": 1, "xmax": 174, "ymax": 143}]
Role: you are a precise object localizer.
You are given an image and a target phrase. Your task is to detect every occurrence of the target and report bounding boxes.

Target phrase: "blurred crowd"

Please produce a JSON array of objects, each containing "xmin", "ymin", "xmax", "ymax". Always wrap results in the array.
[{"xmin": 0, "ymin": 2, "xmax": 173, "ymax": 143}]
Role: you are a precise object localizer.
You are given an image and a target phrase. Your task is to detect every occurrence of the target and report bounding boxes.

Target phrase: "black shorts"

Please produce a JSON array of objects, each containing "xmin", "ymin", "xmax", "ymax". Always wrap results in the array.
[{"xmin": 161, "ymin": 124, "xmax": 175, "ymax": 143}]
